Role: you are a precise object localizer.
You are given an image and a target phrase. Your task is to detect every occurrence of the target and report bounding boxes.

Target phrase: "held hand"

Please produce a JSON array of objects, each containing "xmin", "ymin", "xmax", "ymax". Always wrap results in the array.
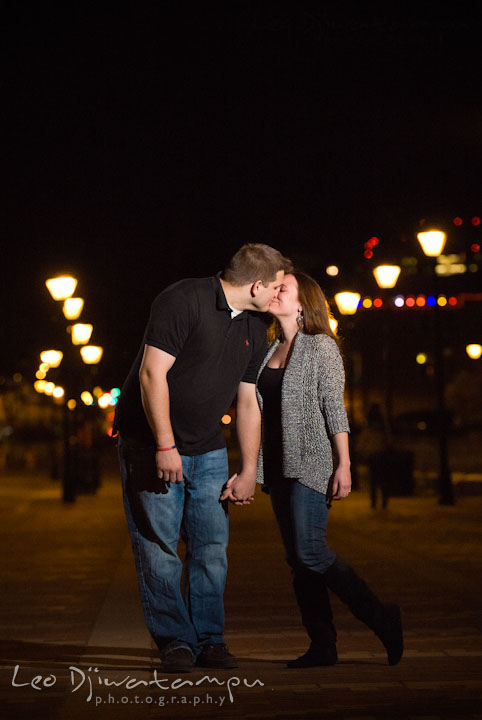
[
  {"xmin": 330, "ymin": 465, "xmax": 352, "ymax": 500},
  {"xmin": 220, "ymin": 472, "xmax": 256, "ymax": 505},
  {"xmin": 156, "ymin": 448, "xmax": 183, "ymax": 484}
]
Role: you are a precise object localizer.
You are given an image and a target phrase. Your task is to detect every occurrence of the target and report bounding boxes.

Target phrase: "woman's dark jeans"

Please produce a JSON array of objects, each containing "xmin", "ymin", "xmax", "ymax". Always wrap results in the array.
[{"xmin": 268, "ymin": 478, "xmax": 337, "ymax": 651}]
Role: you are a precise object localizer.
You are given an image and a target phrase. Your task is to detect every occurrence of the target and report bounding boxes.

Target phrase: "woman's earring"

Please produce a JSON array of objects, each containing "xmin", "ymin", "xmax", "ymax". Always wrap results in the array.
[{"xmin": 296, "ymin": 309, "xmax": 304, "ymax": 331}]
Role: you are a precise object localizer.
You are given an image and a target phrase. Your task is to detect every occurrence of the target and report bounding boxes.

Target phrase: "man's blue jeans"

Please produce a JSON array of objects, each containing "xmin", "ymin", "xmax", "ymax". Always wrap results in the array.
[
  {"xmin": 118, "ymin": 437, "xmax": 229, "ymax": 658},
  {"xmin": 268, "ymin": 478, "xmax": 337, "ymax": 651}
]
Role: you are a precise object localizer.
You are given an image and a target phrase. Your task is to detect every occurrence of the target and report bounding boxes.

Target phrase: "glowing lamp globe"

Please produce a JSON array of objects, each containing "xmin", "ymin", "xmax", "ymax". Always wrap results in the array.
[
  {"xmin": 45, "ymin": 276, "xmax": 77, "ymax": 301},
  {"xmin": 373, "ymin": 265, "xmax": 401, "ymax": 289},
  {"xmin": 63, "ymin": 297, "xmax": 84, "ymax": 320},
  {"xmin": 466, "ymin": 344, "xmax": 482, "ymax": 360},
  {"xmin": 40, "ymin": 350, "xmax": 63, "ymax": 368},
  {"xmin": 334, "ymin": 292, "xmax": 361, "ymax": 315},
  {"xmin": 71, "ymin": 323, "xmax": 93, "ymax": 345},
  {"xmin": 80, "ymin": 345, "xmax": 103, "ymax": 364},
  {"xmin": 417, "ymin": 231, "xmax": 447, "ymax": 257}
]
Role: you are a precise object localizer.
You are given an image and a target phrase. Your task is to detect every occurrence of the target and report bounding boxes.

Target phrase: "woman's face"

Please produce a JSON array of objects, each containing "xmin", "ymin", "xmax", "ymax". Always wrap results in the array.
[{"xmin": 268, "ymin": 274, "xmax": 302, "ymax": 319}]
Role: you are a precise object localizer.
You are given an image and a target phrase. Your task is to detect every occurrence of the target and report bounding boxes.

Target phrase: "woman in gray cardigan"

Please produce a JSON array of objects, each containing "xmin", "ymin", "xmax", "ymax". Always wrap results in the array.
[{"xmin": 256, "ymin": 270, "xmax": 403, "ymax": 668}]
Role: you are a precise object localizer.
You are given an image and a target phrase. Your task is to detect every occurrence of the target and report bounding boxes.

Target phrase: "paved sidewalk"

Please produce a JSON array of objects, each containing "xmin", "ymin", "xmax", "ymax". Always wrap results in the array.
[{"xmin": 1, "ymin": 467, "xmax": 481, "ymax": 719}]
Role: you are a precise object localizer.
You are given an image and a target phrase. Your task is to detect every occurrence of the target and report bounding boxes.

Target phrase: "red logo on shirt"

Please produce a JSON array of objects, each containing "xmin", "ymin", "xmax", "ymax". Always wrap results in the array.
[{"xmin": 245, "ymin": 339, "xmax": 250, "ymax": 346}]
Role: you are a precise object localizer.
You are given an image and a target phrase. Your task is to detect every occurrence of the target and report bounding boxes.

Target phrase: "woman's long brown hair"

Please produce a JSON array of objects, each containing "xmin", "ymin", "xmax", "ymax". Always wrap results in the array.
[{"xmin": 268, "ymin": 270, "xmax": 340, "ymax": 346}]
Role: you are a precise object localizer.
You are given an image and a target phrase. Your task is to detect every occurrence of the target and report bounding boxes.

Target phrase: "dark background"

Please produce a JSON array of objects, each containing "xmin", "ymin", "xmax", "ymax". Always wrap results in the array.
[{"xmin": 2, "ymin": 3, "xmax": 481, "ymax": 387}]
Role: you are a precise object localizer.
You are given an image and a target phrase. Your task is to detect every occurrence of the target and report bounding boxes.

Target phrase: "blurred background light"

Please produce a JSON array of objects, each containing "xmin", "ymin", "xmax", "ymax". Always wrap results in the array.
[
  {"xmin": 334, "ymin": 292, "xmax": 361, "ymax": 315},
  {"xmin": 45, "ymin": 276, "xmax": 77, "ymax": 301},
  {"xmin": 40, "ymin": 350, "xmax": 63, "ymax": 367},
  {"xmin": 62, "ymin": 297, "xmax": 84, "ymax": 320},
  {"xmin": 373, "ymin": 264, "xmax": 401, "ymax": 289},
  {"xmin": 417, "ymin": 230, "xmax": 446, "ymax": 257},
  {"xmin": 466, "ymin": 344, "xmax": 482, "ymax": 359},
  {"xmin": 71, "ymin": 323, "xmax": 93, "ymax": 345},
  {"xmin": 98, "ymin": 393, "xmax": 112, "ymax": 409},
  {"xmin": 80, "ymin": 345, "xmax": 103, "ymax": 364}
]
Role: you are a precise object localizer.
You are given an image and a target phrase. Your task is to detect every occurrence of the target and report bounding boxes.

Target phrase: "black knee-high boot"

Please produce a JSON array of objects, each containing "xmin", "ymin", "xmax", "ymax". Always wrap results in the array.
[
  {"xmin": 324, "ymin": 557, "xmax": 403, "ymax": 665},
  {"xmin": 287, "ymin": 566, "xmax": 338, "ymax": 668}
]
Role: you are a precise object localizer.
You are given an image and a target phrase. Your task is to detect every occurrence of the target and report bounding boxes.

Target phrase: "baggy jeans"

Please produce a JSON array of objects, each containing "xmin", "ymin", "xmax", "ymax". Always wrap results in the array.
[{"xmin": 118, "ymin": 436, "xmax": 229, "ymax": 657}]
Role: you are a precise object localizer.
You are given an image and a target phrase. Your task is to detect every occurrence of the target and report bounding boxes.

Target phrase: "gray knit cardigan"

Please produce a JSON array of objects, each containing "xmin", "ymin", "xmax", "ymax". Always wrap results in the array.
[{"xmin": 255, "ymin": 332, "xmax": 350, "ymax": 494}]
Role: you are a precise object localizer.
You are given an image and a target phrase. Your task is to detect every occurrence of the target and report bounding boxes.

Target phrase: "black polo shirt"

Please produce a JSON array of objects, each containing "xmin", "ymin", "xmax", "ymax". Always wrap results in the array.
[{"xmin": 114, "ymin": 275, "xmax": 268, "ymax": 455}]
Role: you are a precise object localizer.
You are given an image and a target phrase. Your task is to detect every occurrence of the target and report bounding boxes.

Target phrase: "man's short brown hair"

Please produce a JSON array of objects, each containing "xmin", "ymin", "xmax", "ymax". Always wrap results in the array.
[{"xmin": 223, "ymin": 243, "xmax": 293, "ymax": 286}]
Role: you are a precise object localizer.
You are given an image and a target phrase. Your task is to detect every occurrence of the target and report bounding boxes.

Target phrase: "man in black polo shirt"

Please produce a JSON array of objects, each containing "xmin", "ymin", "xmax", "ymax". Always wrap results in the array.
[{"xmin": 115, "ymin": 243, "xmax": 291, "ymax": 673}]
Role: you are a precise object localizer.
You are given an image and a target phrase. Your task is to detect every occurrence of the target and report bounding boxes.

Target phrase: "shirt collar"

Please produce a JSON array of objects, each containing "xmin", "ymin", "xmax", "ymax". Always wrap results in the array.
[{"xmin": 214, "ymin": 272, "xmax": 246, "ymax": 318}]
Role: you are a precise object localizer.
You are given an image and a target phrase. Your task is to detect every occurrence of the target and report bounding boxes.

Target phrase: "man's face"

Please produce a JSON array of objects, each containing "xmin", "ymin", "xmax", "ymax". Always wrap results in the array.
[{"xmin": 252, "ymin": 270, "xmax": 284, "ymax": 311}]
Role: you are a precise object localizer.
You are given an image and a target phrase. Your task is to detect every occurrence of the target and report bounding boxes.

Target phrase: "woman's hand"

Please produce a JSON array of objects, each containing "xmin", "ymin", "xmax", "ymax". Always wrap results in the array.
[
  {"xmin": 220, "ymin": 472, "xmax": 256, "ymax": 505},
  {"xmin": 330, "ymin": 464, "xmax": 352, "ymax": 500}
]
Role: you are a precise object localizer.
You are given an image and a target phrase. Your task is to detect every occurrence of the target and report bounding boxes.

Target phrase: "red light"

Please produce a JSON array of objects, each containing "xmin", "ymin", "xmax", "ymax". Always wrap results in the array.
[
  {"xmin": 416, "ymin": 296, "xmax": 426, "ymax": 307},
  {"xmin": 453, "ymin": 217, "xmax": 463, "ymax": 226},
  {"xmin": 364, "ymin": 249, "xmax": 373, "ymax": 259},
  {"xmin": 406, "ymin": 297, "xmax": 415, "ymax": 307},
  {"xmin": 472, "ymin": 217, "xmax": 481, "ymax": 226},
  {"xmin": 370, "ymin": 236, "xmax": 379, "ymax": 246},
  {"xmin": 471, "ymin": 243, "xmax": 481, "ymax": 253},
  {"xmin": 107, "ymin": 427, "xmax": 113, "ymax": 437},
  {"xmin": 448, "ymin": 296, "xmax": 458, "ymax": 306},
  {"xmin": 373, "ymin": 298, "xmax": 383, "ymax": 308}
]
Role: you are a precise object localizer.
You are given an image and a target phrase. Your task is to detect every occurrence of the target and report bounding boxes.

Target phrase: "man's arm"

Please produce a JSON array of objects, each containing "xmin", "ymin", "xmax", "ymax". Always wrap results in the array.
[
  {"xmin": 220, "ymin": 381, "xmax": 261, "ymax": 505},
  {"xmin": 139, "ymin": 344, "xmax": 183, "ymax": 483}
]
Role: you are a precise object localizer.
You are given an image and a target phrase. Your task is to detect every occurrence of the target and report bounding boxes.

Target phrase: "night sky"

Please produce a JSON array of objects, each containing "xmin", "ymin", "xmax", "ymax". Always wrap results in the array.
[{"xmin": 2, "ymin": 4, "xmax": 482, "ymax": 384}]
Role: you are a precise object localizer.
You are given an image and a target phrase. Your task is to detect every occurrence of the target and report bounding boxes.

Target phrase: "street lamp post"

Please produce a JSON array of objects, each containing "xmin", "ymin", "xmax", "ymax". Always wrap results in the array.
[
  {"xmin": 44, "ymin": 276, "xmax": 103, "ymax": 502},
  {"xmin": 334, "ymin": 291, "xmax": 361, "ymax": 489},
  {"xmin": 333, "ymin": 291, "xmax": 361, "ymax": 420},
  {"xmin": 417, "ymin": 231, "xmax": 454, "ymax": 506},
  {"xmin": 373, "ymin": 265, "xmax": 401, "ymax": 435}
]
